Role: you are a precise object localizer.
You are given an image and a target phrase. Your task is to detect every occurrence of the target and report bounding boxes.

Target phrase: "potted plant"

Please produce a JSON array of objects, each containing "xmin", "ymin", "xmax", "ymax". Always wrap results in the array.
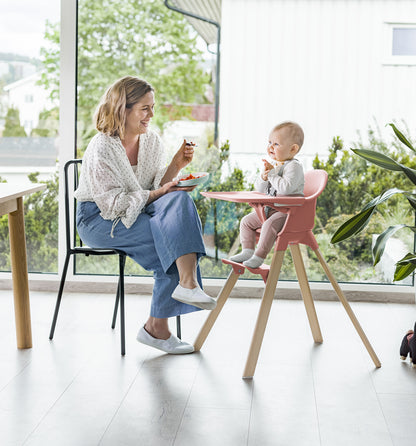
[{"xmin": 331, "ymin": 124, "xmax": 416, "ymax": 281}]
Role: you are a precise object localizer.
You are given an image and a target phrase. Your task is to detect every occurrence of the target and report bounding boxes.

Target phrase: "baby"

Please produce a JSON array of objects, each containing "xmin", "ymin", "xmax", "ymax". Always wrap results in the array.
[{"xmin": 230, "ymin": 121, "xmax": 305, "ymax": 268}]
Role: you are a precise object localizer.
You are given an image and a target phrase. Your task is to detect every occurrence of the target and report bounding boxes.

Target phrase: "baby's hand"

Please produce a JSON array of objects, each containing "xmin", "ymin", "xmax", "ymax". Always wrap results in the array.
[{"xmin": 262, "ymin": 159, "xmax": 274, "ymax": 171}]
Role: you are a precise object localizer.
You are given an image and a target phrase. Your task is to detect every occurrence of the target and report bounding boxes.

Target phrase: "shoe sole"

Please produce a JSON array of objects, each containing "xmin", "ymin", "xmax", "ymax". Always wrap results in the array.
[
  {"xmin": 172, "ymin": 293, "xmax": 217, "ymax": 310},
  {"xmin": 136, "ymin": 333, "xmax": 194, "ymax": 354}
]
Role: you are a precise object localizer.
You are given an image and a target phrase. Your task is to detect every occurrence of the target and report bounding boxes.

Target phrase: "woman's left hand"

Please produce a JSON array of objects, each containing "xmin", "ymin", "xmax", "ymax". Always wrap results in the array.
[{"xmin": 171, "ymin": 140, "xmax": 195, "ymax": 170}]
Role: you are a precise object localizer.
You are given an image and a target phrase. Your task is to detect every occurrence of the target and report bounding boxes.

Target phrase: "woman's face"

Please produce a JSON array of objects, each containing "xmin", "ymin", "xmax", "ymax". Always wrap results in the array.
[{"xmin": 125, "ymin": 91, "xmax": 155, "ymax": 135}]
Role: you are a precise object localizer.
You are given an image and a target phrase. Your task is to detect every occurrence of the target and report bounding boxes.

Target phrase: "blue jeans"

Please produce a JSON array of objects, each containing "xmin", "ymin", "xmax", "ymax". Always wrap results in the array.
[{"xmin": 76, "ymin": 191, "xmax": 206, "ymax": 318}]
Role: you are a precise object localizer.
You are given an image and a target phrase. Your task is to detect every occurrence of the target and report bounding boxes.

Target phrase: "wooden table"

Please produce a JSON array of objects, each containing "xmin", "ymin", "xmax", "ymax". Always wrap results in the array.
[{"xmin": 0, "ymin": 183, "xmax": 47, "ymax": 349}]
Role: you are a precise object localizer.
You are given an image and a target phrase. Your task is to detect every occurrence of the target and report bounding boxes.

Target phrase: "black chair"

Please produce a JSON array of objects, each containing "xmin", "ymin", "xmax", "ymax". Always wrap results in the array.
[{"xmin": 49, "ymin": 159, "xmax": 181, "ymax": 356}]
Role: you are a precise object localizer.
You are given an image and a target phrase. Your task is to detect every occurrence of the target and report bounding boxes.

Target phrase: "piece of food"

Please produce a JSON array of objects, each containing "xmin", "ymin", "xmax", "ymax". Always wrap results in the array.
[{"xmin": 179, "ymin": 173, "xmax": 203, "ymax": 181}]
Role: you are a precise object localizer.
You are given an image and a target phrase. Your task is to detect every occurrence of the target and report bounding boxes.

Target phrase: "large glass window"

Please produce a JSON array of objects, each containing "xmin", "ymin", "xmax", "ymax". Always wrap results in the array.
[
  {"xmin": 73, "ymin": 0, "xmax": 414, "ymax": 287},
  {"xmin": 0, "ymin": 0, "xmax": 60, "ymax": 273}
]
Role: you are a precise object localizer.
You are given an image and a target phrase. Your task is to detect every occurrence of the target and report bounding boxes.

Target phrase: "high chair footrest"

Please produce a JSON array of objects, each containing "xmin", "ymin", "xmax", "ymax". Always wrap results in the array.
[{"xmin": 222, "ymin": 259, "xmax": 270, "ymax": 283}]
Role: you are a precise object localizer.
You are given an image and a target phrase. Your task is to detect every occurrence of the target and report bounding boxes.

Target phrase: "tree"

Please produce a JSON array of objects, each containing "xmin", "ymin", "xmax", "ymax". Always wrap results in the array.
[
  {"xmin": 31, "ymin": 107, "xmax": 59, "ymax": 137},
  {"xmin": 39, "ymin": 0, "xmax": 211, "ymax": 149},
  {"xmin": 3, "ymin": 107, "xmax": 27, "ymax": 137}
]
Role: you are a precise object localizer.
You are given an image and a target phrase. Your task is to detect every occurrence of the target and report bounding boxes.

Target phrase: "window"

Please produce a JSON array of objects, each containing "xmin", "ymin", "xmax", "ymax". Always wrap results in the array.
[
  {"xmin": 384, "ymin": 23, "xmax": 416, "ymax": 65},
  {"xmin": 0, "ymin": 1, "xmax": 60, "ymax": 273}
]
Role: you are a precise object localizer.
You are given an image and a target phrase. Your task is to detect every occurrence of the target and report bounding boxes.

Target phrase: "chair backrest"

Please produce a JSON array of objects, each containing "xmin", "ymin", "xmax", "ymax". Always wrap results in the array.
[
  {"xmin": 63, "ymin": 159, "xmax": 82, "ymax": 252},
  {"xmin": 275, "ymin": 169, "xmax": 328, "ymax": 250}
]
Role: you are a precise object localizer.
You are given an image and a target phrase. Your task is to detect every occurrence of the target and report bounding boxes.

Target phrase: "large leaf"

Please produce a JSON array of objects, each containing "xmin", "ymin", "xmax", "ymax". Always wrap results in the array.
[
  {"xmin": 404, "ymin": 193, "xmax": 416, "ymax": 211},
  {"xmin": 375, "ymin": 188, "xmax": 406, "ymax": 206},
  {"xmin": 351, "ymin": 148, "xmax": 416, "ymax": 185},
  {"xmin": 394, "ymin": 253, "xmax": 416, "ymax": 281},
  {"xmin": 372, "ymin": 224, "xmax": 406, "ymax": 265},
  {"xmin": 388, "ymin": 123, "xmax": 416, "ymax": 153},
  {"xmin": 331, "ymin": 206, "xmax": 376, "ymax": 243},
  {"xmin": 351, "ymin": 149, "xmax": 402, "ymax": 171},
  {"xmin": 332, "ymin": 188, "xmax": 406, "ymax": 244},
  {"xmin": 399, "ymin": 164, "xmax": 416, "ymax": 186},
  {"xmin": 361, "ymin": 188, "xmax": 403, "ymax": 211}
]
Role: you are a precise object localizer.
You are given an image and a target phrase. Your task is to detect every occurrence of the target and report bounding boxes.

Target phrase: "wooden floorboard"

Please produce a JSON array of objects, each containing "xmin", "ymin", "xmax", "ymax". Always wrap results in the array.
[{"xmin": 0, "ymin": 290, "xmax": 415, "ymax": 446}]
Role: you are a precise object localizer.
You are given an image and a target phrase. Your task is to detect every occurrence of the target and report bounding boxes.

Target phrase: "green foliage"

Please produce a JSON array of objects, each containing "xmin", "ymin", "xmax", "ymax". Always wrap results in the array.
[
  {"xmin": 31, "ymin": 107, "xmax": 59, "ymax": 137},
  {"xmin": 331, "ymin": 124, "xmax": 416, "ymax": 281},
  {"xmin": 3, "ymin": 107, "xmax": 27, "ymax": 137},
  {"xmin": 38, "ymin": 0, "xmax": 210, "ymax": 151},
  {"xmin": 0, "ymin": 172, "xmax": 58, "ymax": 272}
]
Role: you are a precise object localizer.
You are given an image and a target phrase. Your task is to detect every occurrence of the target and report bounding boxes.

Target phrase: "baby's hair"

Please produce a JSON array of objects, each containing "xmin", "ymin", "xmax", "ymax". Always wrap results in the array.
[{"xmin": 272, "ymin": 121, "xmax": 304, "ymax": 150}]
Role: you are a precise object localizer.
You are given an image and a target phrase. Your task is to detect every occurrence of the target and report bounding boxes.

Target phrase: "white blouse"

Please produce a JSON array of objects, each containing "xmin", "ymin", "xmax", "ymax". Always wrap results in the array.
[
  {"xmin": 254, "ymin": 158, "xmax": 304, "ymax": 196},
  {"xmin": 74, "ymin": 130, "xmax": 168, "ymax": 229}
]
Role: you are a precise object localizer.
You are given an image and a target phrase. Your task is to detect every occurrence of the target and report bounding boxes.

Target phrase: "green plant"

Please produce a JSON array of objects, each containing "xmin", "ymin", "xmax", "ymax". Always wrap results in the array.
[{"xmin": 331, "ymin": 124, "xmax": 416, "ymax": 281}]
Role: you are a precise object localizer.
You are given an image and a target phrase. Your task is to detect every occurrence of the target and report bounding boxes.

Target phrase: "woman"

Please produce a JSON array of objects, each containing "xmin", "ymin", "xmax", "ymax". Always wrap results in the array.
[{"xmin": 74, "ymin": 76, "xmax": 216, "ymax": 354}]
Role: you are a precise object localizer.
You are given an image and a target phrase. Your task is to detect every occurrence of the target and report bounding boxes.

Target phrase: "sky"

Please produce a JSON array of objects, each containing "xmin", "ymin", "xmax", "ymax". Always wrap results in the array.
[{"xmin": 0, "ymin": 0, "xmax": 60, "ymax": 58}]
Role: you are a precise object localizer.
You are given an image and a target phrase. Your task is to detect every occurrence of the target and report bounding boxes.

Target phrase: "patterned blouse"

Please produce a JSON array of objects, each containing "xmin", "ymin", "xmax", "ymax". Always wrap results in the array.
[{"xmin": 74, "ymin": 130, "xmax": 168, "ymax": 229}]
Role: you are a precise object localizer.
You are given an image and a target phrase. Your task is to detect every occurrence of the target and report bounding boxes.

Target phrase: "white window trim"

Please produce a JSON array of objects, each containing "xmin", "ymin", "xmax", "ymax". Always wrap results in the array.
[
  {"xmin": 383, "ymin": 21, "xmax": 416, "ymax": 66},
  {"xmin": 58, "ymin": 0, "xmax": 77, "ymax": 279}
]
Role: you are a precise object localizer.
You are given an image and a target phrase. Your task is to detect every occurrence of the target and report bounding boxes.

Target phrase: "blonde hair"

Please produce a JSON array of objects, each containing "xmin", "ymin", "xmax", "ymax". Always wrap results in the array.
[
  {"xmin": 272, "ymin": 121, "xmax": 304, "ymax": 150},
  {"xmin": 94, "ymin": 76, "xmax": 154, "ymax": 139}
]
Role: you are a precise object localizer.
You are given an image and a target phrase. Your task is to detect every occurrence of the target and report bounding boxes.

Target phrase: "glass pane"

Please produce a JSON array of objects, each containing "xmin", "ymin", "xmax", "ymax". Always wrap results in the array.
[
  {"xmin": 75, "ymin": 0, "xmax": 215, "ymax": 276},
  {"xmin": 74, "ymin": 1, "xmax": 414, "ymax": 287},
  {"xmin": 0, "ymin": 0, "xmax": 60, "ymax": 273},
  {"xmin": 393, "ymin": 28, "xmax": 416, "ymax": 56}
]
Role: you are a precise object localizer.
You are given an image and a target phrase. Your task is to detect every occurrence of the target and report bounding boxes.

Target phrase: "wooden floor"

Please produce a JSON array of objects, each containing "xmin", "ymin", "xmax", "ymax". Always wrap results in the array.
[{"xmin": 1, "ymin": 288, "xmax": 416, "ymax": 446}]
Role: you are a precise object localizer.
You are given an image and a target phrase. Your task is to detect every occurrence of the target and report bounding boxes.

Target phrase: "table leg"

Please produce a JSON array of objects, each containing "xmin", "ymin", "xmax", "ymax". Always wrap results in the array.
[{"xmin": 8, "ymin": 197, "xmax": 32, "ymax": 349}]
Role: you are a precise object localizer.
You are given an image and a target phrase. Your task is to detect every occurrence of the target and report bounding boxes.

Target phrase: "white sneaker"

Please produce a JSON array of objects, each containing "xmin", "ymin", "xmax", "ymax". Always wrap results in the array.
[
  {"xmin": 172, "ymin": 284, "xmax": 217, "ymax": 310},
  {"xmin": 136, "ymin": 326, "xmax": 194, "ymax": 354}
]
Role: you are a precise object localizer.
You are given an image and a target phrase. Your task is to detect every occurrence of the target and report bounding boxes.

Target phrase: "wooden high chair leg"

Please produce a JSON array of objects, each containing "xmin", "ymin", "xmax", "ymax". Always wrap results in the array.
[
  {"xmin": 314, "ymin": 248, "xmax": 381, "ymax": 368},
  {"xmin": 243, "ymin": 249, "xmax": 286, "ymax": 379},
  {"xmin": 193, "ymin": 270, "xmax": 240, "ymax": 351},
  {"xmin": 289, "ymin": 244, "xmax": 323, "ymax": 343}
]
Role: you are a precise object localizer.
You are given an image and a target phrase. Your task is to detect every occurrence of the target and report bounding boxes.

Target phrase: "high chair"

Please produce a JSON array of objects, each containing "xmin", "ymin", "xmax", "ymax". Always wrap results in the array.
[{"xmin": 194, "ymin": 169, "xmax": 381, "ymax": 378}]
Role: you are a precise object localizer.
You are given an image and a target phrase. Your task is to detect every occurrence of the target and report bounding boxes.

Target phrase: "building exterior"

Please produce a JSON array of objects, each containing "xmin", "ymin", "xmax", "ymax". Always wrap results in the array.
[
  {"xmin": 3, "ymin": 72, "xmax": 52, "ymax": 135},
  {"xmin": 174, "ymin": 0, "xmax": 416, "ymax": 172},
  {"xmin": 218, "ymin": 0, "xmax": 416, "ymax": 171}
]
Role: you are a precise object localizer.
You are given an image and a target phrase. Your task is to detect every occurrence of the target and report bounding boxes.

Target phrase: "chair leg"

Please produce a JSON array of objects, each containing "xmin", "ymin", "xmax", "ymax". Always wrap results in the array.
[
  {"xmin": 289, "ymin": 244, "xmax": 323, "ymax": 343},
  {"xmin": 111, "ymin": 280, "xmax": 120, "ymax": 329},
  {"xmin": 313, "ymin": 248, "xmax": 381, "ymax": 368},
  {"xmin": 193, "ymin": 270, "xmax": 240, "ymax": 351},
  {"xmin": 243, "ymin": 250, "xmax": 285, "ymax": 379},
  {"xmin": 176, "ymin": 315, "xmax": 181, "ymax": 339},
  {"xmin": 119, "ymin": 255, "xmax": 126, "ymax": 356},
  {"xmin": 49, "ymin": 253, "xmax": 71, "ymax": 340}
]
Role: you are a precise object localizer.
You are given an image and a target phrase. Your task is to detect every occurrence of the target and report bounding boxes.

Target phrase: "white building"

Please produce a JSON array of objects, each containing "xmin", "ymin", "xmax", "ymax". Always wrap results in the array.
[
  {"xmin": 3, "ymin": 72, "xmax": 53, "ymax": 135},
  {"xmin": 175, "ymin": 0, "xmax": 416, "ymax": 172}
]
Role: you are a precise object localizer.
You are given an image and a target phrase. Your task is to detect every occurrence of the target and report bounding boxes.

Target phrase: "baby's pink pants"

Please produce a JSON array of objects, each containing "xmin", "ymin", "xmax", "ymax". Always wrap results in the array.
[{"xmin": 239, "ymin": 209, "xmax": 287, "ymax": 258}]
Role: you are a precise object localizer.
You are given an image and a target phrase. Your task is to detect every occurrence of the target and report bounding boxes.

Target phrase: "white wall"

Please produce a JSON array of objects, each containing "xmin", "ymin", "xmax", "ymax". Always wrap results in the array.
[{"xmin": 219, "ymin": 0, "xmax": 416, "ymax": 173}]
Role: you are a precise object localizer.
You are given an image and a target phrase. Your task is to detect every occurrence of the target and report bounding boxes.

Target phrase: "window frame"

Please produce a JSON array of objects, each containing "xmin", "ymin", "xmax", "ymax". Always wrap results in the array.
[
  {"xmin": 53, "ymin": 0, "xmax": 414, "ymax": 295},
  {"xmin": 383, "ymin": 22, "xmax": 416, "ymax": 66}
]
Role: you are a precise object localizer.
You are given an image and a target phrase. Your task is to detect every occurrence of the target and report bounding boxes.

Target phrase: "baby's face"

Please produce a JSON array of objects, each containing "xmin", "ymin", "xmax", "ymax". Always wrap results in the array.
[{"xmin": 267, "ymin": 129, "xmax": 296, "ymax": 162}]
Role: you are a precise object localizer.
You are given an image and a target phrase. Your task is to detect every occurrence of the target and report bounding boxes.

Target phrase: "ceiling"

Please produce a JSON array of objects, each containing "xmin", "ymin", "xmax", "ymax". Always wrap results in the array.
[{"xmin": 169, "ymin": 0, "xmax": 221, "ymax": 45}]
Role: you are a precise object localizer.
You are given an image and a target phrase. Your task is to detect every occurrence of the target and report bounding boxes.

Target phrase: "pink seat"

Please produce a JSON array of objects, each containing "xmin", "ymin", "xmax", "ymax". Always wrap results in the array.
[{"xmin": 194, "ymin": 169, "xmax": 381, "ymax": 378}]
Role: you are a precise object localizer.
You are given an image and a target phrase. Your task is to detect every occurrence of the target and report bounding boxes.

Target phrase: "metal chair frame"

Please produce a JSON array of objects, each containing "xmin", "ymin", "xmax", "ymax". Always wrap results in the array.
[{"xmin": 49, "ymin": 159, "xmax": 181, "ymax": 355}]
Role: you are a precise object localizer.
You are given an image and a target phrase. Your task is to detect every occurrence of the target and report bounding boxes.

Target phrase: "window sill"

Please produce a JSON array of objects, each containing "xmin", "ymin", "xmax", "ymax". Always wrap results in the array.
[{"xmin": 0, "ymin": 272, "xmax": 414, "ymax": 304}]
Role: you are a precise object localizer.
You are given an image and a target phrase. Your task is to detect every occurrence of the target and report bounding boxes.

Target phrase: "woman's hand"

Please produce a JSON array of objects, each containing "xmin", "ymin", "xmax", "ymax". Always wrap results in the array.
[
  {"xmin": 171, "ymin": 140, "xmax": 195, "ymax": 171},
  {"xmin": 147, "ymin": 180, "xmax": 196, "ymax": 204}
]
